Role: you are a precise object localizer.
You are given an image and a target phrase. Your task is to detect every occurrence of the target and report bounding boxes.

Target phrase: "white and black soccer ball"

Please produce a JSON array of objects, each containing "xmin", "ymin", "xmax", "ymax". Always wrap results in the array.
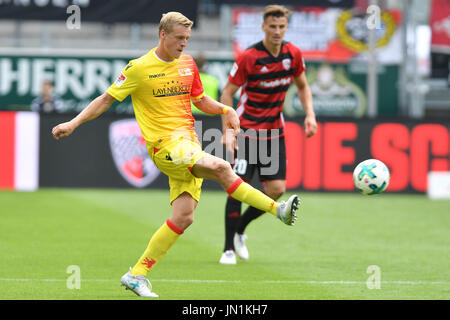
[{"xmin": 353, "ymin": 159, "xmax": 390, "ymax": 195}]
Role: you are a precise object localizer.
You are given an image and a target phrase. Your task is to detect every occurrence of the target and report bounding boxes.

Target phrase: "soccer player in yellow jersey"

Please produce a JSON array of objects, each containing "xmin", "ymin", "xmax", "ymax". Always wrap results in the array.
[{"xmin": 52, "ymin": 12, "xmax": 300, "ymax": 298}]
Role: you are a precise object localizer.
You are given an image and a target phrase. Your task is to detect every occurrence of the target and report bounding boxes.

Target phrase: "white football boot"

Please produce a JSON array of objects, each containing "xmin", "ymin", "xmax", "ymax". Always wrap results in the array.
[
  {"xmin": 219, "ymin": 250, "xmax": 236, "ymax": 265},
  {"xmin": 120, "ymin": 268, "xmax": 159, "ymax": 297},
  {"xmin": 276, "ymin": 195, "xmax": 300, "ymax": 226},
  {"xmin": 233, "ymin": 233, "xmax": 249, "ymax": 260}
]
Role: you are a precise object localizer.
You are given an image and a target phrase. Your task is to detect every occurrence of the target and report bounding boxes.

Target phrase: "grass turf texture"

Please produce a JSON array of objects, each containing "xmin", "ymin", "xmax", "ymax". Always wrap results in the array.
[{"xmin": 0, "ymin": 189, "xmax": 449, "ymax": 300}]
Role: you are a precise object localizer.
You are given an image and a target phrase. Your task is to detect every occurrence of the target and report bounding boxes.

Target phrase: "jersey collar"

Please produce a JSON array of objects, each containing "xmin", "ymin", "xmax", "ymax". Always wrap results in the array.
[{"xmin": 152, "ymin": 48, "xmax": 176, "ymax": 64}]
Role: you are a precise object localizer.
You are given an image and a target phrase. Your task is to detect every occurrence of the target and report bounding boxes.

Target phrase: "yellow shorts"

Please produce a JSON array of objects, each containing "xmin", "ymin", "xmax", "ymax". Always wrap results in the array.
[{"xmin": 148, "ymin": 137, "xmax": 205, "ymax": 204}]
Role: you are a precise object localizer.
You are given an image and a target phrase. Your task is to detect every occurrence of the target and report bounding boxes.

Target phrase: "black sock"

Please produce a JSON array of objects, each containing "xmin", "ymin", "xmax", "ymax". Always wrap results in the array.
[
  {"xmin": 224, "ymin": 196, "xmax": 242, "ymax": 252},
  {"xmin": 236, "ymin": 206, "xmax": 264, "ymax": 235}
]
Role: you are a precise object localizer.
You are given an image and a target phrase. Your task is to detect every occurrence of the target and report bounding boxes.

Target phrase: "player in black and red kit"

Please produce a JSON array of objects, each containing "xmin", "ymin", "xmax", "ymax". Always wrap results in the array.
[{"xmin": 219, "ymin": 5, "xmax": 317, "ymax": 264}]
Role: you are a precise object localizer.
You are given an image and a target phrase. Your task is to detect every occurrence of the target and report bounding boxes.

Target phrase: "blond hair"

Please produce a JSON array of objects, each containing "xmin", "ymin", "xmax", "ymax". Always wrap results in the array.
[
  {"xmin": 263, "ymin": 5, "xmax": 291, "ymax": 21},
  {"xmin": 159, "ymin": 12, "xmax": 193, "ymax": 36}
]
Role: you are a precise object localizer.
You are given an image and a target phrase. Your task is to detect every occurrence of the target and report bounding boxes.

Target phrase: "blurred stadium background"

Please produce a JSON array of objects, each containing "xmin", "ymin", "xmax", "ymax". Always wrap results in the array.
[
  {"xmin": 0, "ymin": 0, "xmax": 449, "ymax": 195},
  {"xmin": 0, "ymin": 0, "xmax": 449, "ymax": 301}
]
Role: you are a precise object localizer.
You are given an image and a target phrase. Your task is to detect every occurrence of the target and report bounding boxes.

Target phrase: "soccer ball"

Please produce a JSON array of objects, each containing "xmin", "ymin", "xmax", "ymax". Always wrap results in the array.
[{"xmin": 353, "ymin": 159, "xmax": 390, "ymax": 195}]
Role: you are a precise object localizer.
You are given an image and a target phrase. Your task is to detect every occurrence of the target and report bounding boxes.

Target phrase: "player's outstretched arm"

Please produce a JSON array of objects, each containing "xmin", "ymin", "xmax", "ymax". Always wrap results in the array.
[{"xmin": 52, "ymin": 92, "xmax": 116, "ymax": 140}]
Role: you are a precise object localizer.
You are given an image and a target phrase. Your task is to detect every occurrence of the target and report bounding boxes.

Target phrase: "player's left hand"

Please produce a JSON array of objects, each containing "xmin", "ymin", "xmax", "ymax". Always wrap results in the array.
[{"xmin": 304, "ymin": 114, "xmax": 317, "ymax": 138}]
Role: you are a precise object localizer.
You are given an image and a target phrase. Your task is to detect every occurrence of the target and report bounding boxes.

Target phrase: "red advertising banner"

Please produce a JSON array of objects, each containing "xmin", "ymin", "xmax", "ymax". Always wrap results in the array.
[
  {"xmin": 0, "ymin": 112, "xmax": 16, "ymax": 189},
  {"xmin": 0, "ymin": 112, "xmax": 40, "ymax": 190},
  {"xmin": 430, "ymin": 0, "xmax": 450, "ymax": 52}
]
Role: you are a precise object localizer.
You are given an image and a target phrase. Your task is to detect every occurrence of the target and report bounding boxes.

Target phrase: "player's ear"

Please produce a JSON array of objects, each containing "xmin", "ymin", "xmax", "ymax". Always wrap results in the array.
[{"xmin": 159, "ymin": 29, "xmax": 166, "ymax": 40}]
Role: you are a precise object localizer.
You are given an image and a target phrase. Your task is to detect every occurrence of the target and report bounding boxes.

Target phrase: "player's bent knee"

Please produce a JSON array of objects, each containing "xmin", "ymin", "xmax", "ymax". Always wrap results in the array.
[
  {"xmin": 265, "ymin": 186, "xmax": 286, "ymax": 200},
  {"xmin": 273, "ymin": 191, "xmax": 285, "ymax": 200},
  {"xmin": 213, "ymin": 159, "xmax": 232, "ymax": 179}
]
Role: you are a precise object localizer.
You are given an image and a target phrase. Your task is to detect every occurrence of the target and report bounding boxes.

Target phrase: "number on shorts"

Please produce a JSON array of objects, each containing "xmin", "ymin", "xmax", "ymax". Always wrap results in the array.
[{"xmin": 233, "ymin": 158, "xmax": 248, "ymax": 175}]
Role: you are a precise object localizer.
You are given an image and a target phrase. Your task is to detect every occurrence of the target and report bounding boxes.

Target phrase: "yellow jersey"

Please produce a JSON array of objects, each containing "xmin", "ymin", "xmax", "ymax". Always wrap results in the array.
[{"xmin": 107, "ymin": 48, "xmax": 205, "ymax": 144}]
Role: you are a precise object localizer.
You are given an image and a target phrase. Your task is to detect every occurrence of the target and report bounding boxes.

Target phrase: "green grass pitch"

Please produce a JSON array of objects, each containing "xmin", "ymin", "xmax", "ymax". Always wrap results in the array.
[{"xmin": 0, "ymin": 189, "xmax": 449, "ymax": 300}]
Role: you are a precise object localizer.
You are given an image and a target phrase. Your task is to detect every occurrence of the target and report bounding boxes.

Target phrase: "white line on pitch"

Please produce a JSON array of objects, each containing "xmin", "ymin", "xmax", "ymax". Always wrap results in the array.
[{"xmin": 0, "ymin": 278, "xmax": 449, "ymax": 285}]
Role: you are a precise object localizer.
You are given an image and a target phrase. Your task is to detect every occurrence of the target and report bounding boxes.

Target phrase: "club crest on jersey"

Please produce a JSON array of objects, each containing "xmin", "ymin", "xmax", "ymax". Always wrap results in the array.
[
  {"xmin": 282, "ymin": 58, "xmax": 291, "ymax": 71},
  {"xmin": 109, "ymin": 119, "xmax": 161, "ymax": 188},
  {"xmin": 115, "ymin": 73, "xmax": 127, "ymax": 87},
  {"xmin": 178, "ymin": 68, "xmax": 192, "ymax": 76}
]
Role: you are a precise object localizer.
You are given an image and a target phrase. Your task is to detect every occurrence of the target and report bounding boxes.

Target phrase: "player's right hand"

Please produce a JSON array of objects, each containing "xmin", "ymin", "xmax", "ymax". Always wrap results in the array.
[{"xmin": 52, "ymin": 121, "xmax": 76, "ymax": 140}]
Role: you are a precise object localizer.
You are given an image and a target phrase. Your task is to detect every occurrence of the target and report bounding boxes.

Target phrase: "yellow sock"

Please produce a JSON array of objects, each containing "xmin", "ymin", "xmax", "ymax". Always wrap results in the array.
[
  {"xmin": 130, "ymin": 219, "xmax": 183, "ymax": 276},
  {"xmin": 226, "ymin": 178, "xmax": 278, "ymax": 216}
]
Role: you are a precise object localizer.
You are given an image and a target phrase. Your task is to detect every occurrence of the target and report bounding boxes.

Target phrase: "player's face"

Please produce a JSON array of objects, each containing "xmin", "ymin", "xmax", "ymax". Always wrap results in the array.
[
  {"xmin": 262, "ymin": 16, "xmax": 288, "ymax": 46},
  {"xmin": 161, "ymin": 24, "xmax": 191, "ymax": 60}
]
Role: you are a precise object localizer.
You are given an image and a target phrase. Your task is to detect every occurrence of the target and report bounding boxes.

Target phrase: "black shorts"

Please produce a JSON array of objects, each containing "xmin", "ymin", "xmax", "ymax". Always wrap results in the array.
[{"xmin": 232, "ymin": 134, "xmax": 286, "ymax": 182}]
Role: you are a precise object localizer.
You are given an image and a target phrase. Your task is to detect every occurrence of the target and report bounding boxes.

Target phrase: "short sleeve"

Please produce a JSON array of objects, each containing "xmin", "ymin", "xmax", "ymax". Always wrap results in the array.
[
  {"xmin": 228, "ymin": 52, "xmax": 249, "ymax": 87},
  {"xmin": 106, "ymin": 61, "xmax": 139, "ymax": 102},
  {"xmin": 190, "ymin": 60, "xmax": 205, "ymax": 100},
  {"xmin": 292, "ymin": 46, "xmax": 306, "ymax": 78}
]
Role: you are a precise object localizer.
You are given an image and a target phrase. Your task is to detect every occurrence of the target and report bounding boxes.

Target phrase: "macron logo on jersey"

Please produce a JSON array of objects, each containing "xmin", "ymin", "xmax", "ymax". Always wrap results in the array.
[{"xmin": 115, "ymin": 73, "xmax": 127, "ymax": 87}]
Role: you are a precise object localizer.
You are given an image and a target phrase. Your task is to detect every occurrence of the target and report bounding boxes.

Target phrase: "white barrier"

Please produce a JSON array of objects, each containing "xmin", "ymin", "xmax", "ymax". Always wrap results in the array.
[{"xmin": 427, "ymin": 171, "xmax": 450, "ymax": 199}]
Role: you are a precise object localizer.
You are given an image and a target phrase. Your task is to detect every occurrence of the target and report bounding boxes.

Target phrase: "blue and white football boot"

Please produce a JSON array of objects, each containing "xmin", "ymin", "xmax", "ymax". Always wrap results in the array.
[{"xmin": 120, "ymin": 268, "xmax": 158, "ymax": 297}]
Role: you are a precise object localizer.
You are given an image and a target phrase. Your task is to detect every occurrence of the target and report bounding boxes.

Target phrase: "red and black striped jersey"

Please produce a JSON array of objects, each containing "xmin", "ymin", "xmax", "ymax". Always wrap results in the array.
[{"xmin": 228, "ymin": 41, "xmax": 306, "ymax": 135}]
